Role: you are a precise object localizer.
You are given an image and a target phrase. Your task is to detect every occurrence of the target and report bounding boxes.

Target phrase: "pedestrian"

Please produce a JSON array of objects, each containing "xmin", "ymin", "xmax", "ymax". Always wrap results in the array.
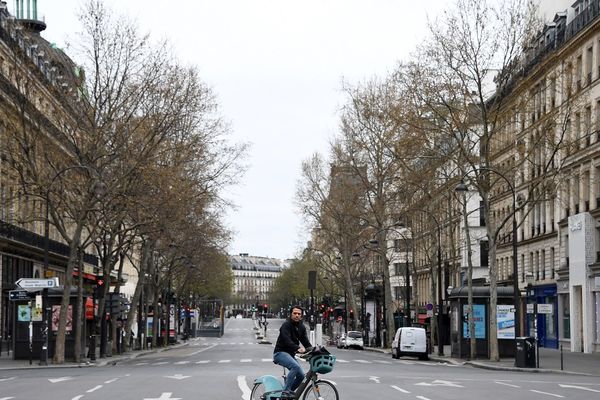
[{"xmin": 273, "ymin": 305, "xmax": 312, "ymax": 399}]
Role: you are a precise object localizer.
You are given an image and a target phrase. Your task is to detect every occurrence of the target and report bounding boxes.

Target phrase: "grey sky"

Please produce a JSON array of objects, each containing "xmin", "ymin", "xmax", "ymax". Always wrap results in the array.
[{"xmin": 29, "ymin": 0, "xmax": 569, "ymax": 260}]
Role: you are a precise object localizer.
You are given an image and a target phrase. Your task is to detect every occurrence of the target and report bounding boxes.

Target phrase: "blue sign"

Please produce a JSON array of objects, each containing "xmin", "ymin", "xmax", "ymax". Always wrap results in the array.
[{"xmin": 463, "ymin": 304, "xmax": 486, "ymax": 338}]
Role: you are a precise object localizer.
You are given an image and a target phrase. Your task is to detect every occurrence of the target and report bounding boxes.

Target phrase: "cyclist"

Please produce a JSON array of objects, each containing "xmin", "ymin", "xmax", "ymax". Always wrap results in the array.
[{"xmin": 273, "ymin": 305, "xmax": 312, "ymax": 399}]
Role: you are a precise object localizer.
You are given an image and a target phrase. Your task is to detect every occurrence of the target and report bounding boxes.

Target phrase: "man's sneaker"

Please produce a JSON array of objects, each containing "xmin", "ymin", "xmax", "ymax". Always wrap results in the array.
[{"xmin": 280, "ymin": 390, "xmax": 295, "ymax": 399}]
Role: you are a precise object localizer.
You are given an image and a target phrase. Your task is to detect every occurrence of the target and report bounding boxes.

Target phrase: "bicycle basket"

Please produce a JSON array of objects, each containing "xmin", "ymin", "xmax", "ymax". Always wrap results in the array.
[{"xmin": 309, "ymin": 354, "xmax": 336, "ymax": 374}]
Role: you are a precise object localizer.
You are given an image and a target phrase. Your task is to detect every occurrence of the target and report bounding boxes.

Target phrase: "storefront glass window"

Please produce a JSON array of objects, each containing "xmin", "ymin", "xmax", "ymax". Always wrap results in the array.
[{"xmin": 562, "ymin": 294, "xmax": 570, "ymax": 339}]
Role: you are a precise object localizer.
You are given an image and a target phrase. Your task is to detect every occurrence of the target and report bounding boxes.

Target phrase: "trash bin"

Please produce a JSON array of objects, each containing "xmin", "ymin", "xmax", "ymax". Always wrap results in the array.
[{"xmin": 515, "ymin": 337, "xmax": 536, "ymax": 368}]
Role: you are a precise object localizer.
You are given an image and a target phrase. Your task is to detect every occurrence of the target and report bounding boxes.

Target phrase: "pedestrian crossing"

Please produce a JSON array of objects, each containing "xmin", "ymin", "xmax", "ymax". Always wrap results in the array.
[{"xmin": 132, "ymin": 358, "xmax": 446, "ymax": 367}]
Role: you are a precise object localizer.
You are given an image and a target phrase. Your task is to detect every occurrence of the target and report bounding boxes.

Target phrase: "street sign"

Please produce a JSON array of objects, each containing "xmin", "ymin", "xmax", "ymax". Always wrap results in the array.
[
  {"xmin": 537, "ymin": 304, "xmax": 553, "ymax": 314},
  {"xmin": 9, "ymin": 290, "xmax": 34, "ymax": 301},
  {"xmin": 15, "ymin": 277, "xmax": 59, "ymax": 291}
]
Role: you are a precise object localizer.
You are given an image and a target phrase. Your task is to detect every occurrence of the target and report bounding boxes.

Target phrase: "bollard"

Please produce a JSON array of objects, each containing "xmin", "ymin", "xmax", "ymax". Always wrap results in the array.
[{"xmin": 560, "ymin": 344, "xmax": 563, "ymax": 370}]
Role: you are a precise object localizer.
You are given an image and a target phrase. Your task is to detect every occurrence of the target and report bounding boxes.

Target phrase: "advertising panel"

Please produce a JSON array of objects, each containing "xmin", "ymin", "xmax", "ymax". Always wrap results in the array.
[
  {"xmin": 497, "ymin": 304, "xmax": 515, "ymax": 339},
  {"xmin": 463, "ymin": 304, "xmax": 486, "ymax": 338}
]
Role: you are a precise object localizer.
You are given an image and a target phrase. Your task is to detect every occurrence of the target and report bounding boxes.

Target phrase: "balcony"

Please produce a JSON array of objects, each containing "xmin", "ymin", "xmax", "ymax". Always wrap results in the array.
[{"xmin": 0, "ymin": 219, "xmax": 98, "ymax": 265}]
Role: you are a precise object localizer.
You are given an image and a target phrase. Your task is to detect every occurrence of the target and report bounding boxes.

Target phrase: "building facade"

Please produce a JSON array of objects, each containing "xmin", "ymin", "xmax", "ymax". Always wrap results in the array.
[{"xmin": 227, "ymin": 253, "xmax": 284, "ymax": 317}]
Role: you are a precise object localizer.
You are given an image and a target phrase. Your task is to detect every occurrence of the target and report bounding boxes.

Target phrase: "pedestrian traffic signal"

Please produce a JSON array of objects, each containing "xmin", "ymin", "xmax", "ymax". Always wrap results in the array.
[
  {"xmin": 349, "ymin": 309, "xmax": 354, "ymax": 319},
  {"xmin": 263, "ymin": 303, "xmax": 268, "ymax": 313}
]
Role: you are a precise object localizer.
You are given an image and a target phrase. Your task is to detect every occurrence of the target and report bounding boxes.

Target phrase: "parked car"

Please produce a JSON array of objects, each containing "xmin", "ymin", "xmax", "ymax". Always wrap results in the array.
[
  {"xmin": 336, "ymin": 334, "xmax": 346, "ymax": 348},
  {"xmin": 391, "ymin": 327, "xmax": 428, "ymax": 360},
  {"xmin": 337, "ymin": 331, "xmax": 363, "ymax": 349}
]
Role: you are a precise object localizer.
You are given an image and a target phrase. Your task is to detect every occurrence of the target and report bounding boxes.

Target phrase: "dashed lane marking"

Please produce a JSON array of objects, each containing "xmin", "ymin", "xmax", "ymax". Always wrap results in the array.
[{"xmin": 530, "ymin": 390, "xmax": 564, "ymax": 398}]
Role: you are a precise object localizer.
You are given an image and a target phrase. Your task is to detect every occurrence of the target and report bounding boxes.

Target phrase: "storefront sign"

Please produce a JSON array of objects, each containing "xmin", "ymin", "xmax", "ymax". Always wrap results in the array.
[{"xmin": 537, "ymin": 304, "xmax": 553, "ymax": 314}]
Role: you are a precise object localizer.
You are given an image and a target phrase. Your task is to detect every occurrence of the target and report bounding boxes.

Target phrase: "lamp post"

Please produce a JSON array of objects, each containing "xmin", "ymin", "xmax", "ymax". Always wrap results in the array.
[
  {"xmin": 455, "ymin": 166, "xmax": 521, "ymax": 361},
  {"xmin": 42, "ymin": 165, "xmax": 106, "ymax": 365}
]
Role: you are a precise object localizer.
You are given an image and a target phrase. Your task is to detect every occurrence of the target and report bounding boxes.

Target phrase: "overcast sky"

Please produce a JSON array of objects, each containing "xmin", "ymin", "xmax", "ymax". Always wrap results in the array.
[{"xmin": 26, "ymin": 0, "xmax": 570, "ymax": 261}]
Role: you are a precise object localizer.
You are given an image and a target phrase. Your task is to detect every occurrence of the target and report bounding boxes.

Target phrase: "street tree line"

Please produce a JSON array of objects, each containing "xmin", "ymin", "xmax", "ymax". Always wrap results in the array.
[
  {"xmin": 2, "ymin": 0, "xmax": 246, "ymax": 363},
  {"xmin": 293, "ymin": 0, "xmax": 578, "ymax": 361}
]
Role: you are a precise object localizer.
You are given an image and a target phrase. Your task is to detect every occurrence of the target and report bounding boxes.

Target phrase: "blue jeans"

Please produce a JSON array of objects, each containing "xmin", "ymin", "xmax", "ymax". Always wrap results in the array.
[{"xmin": 273, "ymin": 351, "xmax": 304, "ymax": 392}]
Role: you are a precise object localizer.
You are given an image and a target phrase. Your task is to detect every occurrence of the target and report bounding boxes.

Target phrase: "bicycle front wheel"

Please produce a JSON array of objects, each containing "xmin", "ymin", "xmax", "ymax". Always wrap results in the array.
[
  {"xmin": 302, "ymin": 379, "xmax": 339, "ymax": 400},
  {"xmin": 250, "ymin": 382, "xmax": 266, "ymax": 400}
]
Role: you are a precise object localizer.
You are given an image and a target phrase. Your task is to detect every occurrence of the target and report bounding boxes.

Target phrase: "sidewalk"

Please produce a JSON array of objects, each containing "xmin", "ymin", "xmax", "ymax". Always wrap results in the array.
[
  {"xmin": 0, "ymin": 340, "xmax": 190, "ymax": 371},
  {"xmin": 362, "ymin": 344, "xmax": 600, "ymax": 376}
]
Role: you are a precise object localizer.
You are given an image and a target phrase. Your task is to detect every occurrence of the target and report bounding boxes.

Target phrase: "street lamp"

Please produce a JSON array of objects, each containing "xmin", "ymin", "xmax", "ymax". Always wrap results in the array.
[
  {"xmin": 455, "ymin": 166, "xmax": 521, "ymax": 362},
  {"xmin": 42, "ymin": 165, "xmax": 106, "ymax": 365}
]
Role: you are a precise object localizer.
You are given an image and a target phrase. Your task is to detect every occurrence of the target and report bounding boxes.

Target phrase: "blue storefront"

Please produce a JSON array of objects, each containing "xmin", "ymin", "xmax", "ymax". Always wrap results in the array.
[{"xmin": 526, "ymin": 285, "xmax": 558, "ymax": 349}]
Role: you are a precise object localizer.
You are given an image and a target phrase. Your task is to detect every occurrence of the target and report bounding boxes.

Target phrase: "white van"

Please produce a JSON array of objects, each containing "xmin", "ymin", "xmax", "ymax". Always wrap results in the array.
[{"xmin": 391, "ymin": 327, "xmax": 428, "ymax": 360}]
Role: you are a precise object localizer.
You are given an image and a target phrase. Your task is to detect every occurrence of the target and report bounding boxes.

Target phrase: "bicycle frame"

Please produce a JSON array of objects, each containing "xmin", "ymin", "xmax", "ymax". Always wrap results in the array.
[{"xmin": 254, "ymin": 368, "xmax": 320, "ymax": 400}]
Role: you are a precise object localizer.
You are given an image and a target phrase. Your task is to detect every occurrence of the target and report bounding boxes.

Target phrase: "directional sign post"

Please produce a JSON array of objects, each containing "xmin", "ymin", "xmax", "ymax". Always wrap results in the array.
[
  {"xmin": 15, "ymin": 277, "xmax": 59, "ymax": 291},
  {"xmin": 9, "ymin": 290, "xmax": 34, "ymax": 301}
]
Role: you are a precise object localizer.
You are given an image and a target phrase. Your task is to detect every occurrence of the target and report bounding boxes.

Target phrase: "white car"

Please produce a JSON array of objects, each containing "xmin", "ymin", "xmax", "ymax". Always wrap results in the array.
[
  {"xmin": 391, "ymin": 327, "xmax": 428, "ymax": 360},
  {"xmin": 338, "ymin": 331, "xmax": 363, "ymax": 349}
]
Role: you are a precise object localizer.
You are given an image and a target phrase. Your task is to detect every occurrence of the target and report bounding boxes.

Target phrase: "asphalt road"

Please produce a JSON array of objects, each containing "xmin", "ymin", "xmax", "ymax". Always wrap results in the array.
[{"xmin": 0, "ymin": 318, "xmax": 599, "ymax": 400}]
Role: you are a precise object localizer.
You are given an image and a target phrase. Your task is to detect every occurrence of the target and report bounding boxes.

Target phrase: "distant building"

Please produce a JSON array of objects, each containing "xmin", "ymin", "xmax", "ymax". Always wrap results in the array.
[{"xmin": 227, "ymin": 253, "xmax": 285, "ymax": 317}]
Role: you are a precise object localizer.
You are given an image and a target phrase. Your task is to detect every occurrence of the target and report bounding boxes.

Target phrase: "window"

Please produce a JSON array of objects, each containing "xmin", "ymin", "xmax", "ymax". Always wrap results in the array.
[
  {"xmin": 480, "ymin": 241, "xmax": 489, "ymax": 268},
  {"xmin": 394, "ymin": 263, "xmax": 402, "ymax": 276}
]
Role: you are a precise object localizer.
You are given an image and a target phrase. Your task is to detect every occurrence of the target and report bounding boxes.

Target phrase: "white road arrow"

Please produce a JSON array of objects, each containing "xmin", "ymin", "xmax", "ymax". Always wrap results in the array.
[
  {"xmin": 369, "ymin": 376, "xmax": 380, "ymax": 384},
  {"xmin": 144, "ymin": 393, "xmax": 181, "ymax": 400},
  {"xmin": 559, "ymin": 384, "xmax": 600, "ymax": 393},
  {"xmin": 48, "ymin": 377, "xmax": 73, "ymax": 383},
  {"xmin": 415, "ymin": 380, "xmax": 464, "ymax": 387},
  {"xmin": 0, "ymin": 397, "xmax": 15, "ymax": 400},
  {"xmin": 165, "ymin": 374, "xmax": 190, "ymax": 380},
  {"xmin": 238, "ymin": 375, "xmax": 251, "ymax": 400}
]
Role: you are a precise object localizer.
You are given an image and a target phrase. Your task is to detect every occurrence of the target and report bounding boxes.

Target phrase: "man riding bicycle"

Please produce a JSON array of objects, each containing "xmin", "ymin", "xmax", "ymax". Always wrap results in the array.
[{"xmin": 273, "ymin": 305, "xmax": 312, "ymax": 399}]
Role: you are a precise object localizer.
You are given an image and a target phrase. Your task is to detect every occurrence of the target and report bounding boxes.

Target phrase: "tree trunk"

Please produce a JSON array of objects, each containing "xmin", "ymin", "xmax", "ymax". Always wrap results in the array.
[{"xmin": 53, "ymin": 221, "xmax": 85, "ymax": 364}]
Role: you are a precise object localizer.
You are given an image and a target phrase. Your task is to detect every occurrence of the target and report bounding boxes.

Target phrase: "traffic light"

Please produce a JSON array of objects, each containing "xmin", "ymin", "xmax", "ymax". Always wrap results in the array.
[
  {"xmin": 349, "ymin": 309, "xmax": 354, "ymax": 319},
  {"xmin": 263, "ymin": 303, "xmax": 268, "ymax": 313},
  {"xmin": 319, "ymin": 304, "xmax": 325, "ymax": 313}
]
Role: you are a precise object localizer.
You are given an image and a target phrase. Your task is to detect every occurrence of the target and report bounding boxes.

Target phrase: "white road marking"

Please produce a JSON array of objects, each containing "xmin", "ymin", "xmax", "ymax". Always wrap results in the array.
[
  {"xmin": 105, "ymin": 378, "xmax": 119, "ymax": 384},
  {"xmin": 86, "ymin": 385, "xmax": 103, "ymax": 393},
  {"xmin": 238, "ymin": 375, "xmax": 251, "ymax": 400},
  {"xmin": 241, "ymin": 359, "xmax": 252, "ymax": 362},
  {"xmin": 336, "ymin": 359, "xmax": 349, "ymax": 363},
  {"xmin": 391, "ymin": 385, "xmax": 410, "ymax": 394},
  {"xmin": 0, "ymin": 397, "xmax": 15, "ymax": 400},
  {"xmin": 136, "ymin": 362, "xmax": 149, "ymax": 365},
  {"xmin": 153, "ymin": 362, "xmax": 169, "ymax": 365},
  {"xmin": 0, "ymin": 377, "xmax": 15, "ymax": 382},
  {"xmin": 174, "ymin": 361, "xmax": 190, "ymax": 365},
  {"xmin": 262, "ymin": 358, "xmax": 272, "ymax": 362},
  {"xmin": 49, "ymin": 377, "xmax": 73, "ymax": 383},
  {"xmin": 195, "ymin": 360, "xmax": 210, "ymax": 364},
  {"xmin": 70, "ymin": 396, "xmax": 83, "ymax": 400},
  {"xmin": 559, "ymin": 384, "xmax": 600, "ymax": 393},
  {"xmin": 354, "ymin": 360, "xmax": 371, "ymax": 363},
  {"xmin": 495, "ymin": 381, "xmax": 520, "ymax": 388},
  {"xmin": 165, "ymin": 374, "xmax": 190, "ymax": 380},
  {"xmin": 530, "ymin": 390, "xmax": 564, "ymax": 398},
  {"xmin": 415, "ymin": 380, "xmax": 463, "ymax": 387},
  {"xmin": 189, "ymin": 344, "xmax": 217, "ymax": 355},
  {"xmin": 218, "ymin": 359, "xmax": 231, "ymax": 363},
  {"xmin": 416, "ymin": 396, "xmax": 431, "ymax": 400},
  {"xmin": 374, "ymin": 360, "xmax": 392, "ymax": 364},
  {"xmin": 369, "ymin": 376, "xmax": 380, "ymax": 383},
  {"xmin": 143, "ymin": 393, "xmax": 181, "ymax": 400}
]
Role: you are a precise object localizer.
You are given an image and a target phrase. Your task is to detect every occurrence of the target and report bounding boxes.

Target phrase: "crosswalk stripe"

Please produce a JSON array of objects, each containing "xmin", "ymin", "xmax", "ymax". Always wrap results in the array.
[
  {"xmin": 354, "ymin": 360, "xmax": 371, "ymax": 363},
  {"xmin": 218, "ymin": 360, "xmax": 231, "ymax": 363},
  {"xmin": 195, "ymin": 360, "xmax": 210, "ymax": 364},
  {"xmin": 241, "ymin": 359, "xmax": 252, "ymax": 362}
]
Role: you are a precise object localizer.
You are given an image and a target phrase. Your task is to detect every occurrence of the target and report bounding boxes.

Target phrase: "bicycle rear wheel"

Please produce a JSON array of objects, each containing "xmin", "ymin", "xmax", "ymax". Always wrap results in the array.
[
  {"xmin": 302, "ymin": 379, "xmax": 339, "ymax": 400},
  {"xmin": 251, "ymin": 382, "xmax": 266, "ymax": 400}
]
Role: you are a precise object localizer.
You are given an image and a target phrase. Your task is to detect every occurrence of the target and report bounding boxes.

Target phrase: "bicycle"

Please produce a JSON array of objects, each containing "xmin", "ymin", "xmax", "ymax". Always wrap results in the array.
[{"xmin": 251, "ymin": 346, "xmax": 339, "ymax": 400}]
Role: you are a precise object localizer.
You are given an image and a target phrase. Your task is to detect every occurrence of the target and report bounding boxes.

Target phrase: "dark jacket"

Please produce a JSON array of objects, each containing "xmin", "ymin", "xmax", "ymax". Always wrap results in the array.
[{"xmin": 274, "ymin": 318, "xmax": 312, "ymax": 356}]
